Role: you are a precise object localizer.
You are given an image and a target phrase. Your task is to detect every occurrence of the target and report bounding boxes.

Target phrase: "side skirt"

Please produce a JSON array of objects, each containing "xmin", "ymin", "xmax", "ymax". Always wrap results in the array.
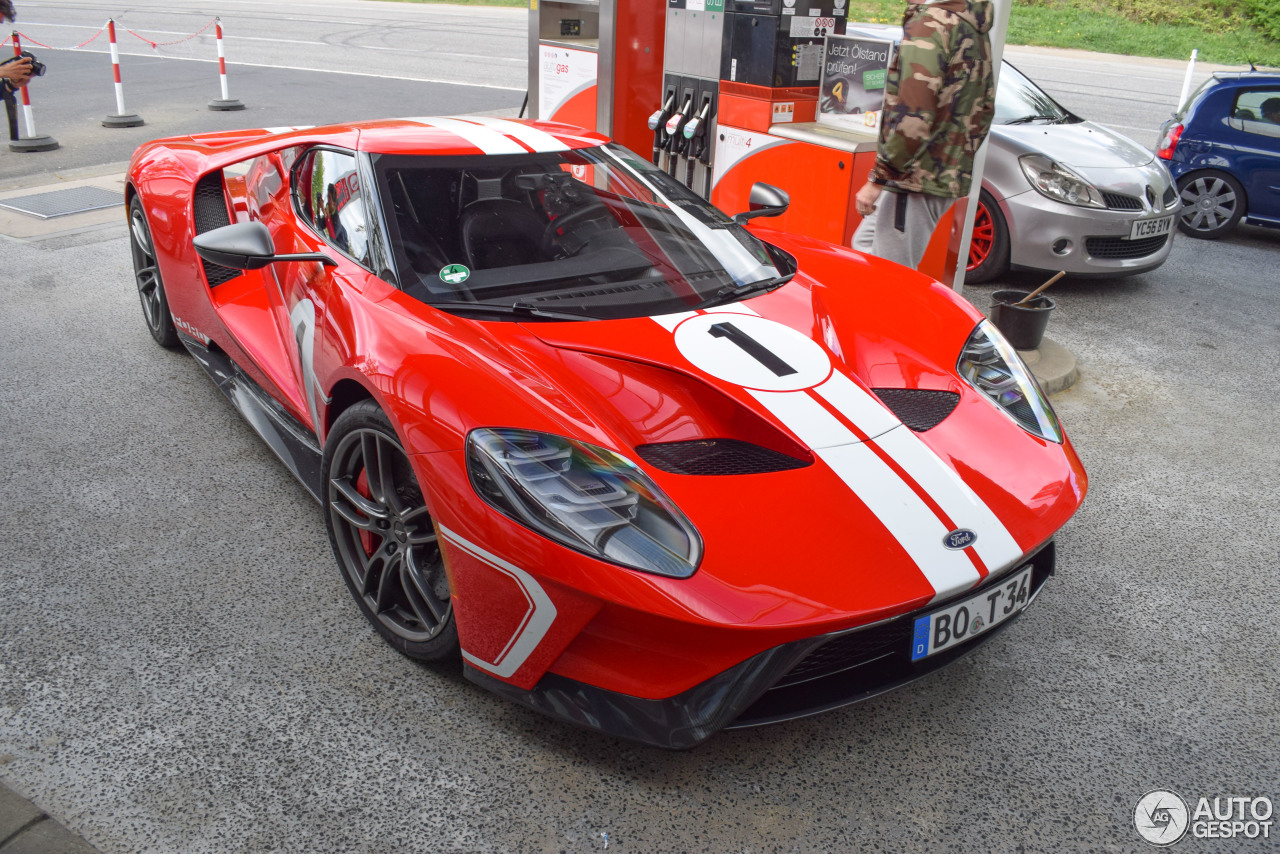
[{"xmin": 180, "ymin": 332, "xmax": 324, "ymax": 502}]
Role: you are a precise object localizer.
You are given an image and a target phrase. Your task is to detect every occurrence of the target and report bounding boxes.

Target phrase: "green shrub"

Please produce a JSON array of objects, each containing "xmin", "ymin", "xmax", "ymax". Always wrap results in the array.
[{"xmin": 1245, "ymin": 0, "xmax": 1280, "ymax": 42}]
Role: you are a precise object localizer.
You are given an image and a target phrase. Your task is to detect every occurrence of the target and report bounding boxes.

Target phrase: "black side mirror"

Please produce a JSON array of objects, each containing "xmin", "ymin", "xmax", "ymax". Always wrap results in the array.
[
  {"xmin": 193, "ymin": 221, "xmax": 336, "ymax": 270},
  {"xmin": 732, "ymin": 182, "xmax": 791, "ymax": 225}
]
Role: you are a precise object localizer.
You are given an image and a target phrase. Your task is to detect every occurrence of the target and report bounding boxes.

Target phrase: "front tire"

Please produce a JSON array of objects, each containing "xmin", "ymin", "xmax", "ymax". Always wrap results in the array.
[
  {"xmin": 1176, "ymin": 171, "xmax": 1245, "ymax": 239},
  {"xmin": 323, "ymin": 400, "xmax": 458, "ymax": 661},
  {"xmin": 128, "ymin": 196, "xmax": 180, "ymax": 349},
  {"xmin": 966, "ymin": 190, "xmax": 1010, "ymax": 284}
]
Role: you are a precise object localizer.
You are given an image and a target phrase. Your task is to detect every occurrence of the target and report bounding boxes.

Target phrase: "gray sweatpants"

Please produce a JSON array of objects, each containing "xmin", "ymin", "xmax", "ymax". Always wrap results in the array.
[{"xmin": 851, "ymin": 190, "xmax": 955, "ymax": 270}]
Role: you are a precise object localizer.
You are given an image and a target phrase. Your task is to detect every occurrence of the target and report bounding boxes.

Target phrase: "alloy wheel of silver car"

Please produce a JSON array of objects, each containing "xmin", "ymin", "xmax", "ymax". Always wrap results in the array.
[{"xmin": 1177, "ymin": 171, "xmax": 1245, "ymax": 239}]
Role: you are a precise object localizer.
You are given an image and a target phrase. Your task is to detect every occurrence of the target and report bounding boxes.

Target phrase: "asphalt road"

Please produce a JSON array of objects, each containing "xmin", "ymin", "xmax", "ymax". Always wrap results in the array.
[{"xmin": 1, "ymin": 5, "xmax": 1277, "ymax": 853}]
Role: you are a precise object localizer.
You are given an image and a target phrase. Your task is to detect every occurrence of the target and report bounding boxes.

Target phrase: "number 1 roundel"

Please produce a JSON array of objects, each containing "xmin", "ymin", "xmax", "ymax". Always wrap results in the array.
[{"xmin": 673, "ymin": 313, "xmax": 833, "ymax": 392}]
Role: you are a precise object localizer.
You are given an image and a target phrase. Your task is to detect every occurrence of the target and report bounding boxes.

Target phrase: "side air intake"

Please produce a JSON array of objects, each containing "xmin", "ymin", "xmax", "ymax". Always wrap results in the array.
[{"xmin": 193, "ymin": 172, "xmax": 242, "ymax": 287}]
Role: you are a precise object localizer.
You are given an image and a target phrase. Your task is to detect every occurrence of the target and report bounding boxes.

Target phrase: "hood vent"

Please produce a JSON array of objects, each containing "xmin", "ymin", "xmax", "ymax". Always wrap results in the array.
[
  {"xmin": 636, "ymin": 439, "xmax": 812, "ymax": 476},
  {"xmin": 871, "ymin": 389, "xmax": 960, "ymax": 432}
]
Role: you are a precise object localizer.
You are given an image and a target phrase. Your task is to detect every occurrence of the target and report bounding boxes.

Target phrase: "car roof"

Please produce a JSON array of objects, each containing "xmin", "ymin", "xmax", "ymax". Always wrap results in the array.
[
  {"xmin": 350, "ymin": 117, "xmax": 609, "ymax": 157},
  {"xmin": 1208, "ymin": 70, "xmax": 1280, "ymax": 86}
]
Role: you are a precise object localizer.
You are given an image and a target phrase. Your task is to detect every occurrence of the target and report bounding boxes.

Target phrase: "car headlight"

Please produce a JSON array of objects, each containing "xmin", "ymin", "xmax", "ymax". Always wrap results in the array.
[
  {"xmin": 467, "ymin": 428, "xmax": 703, "ymax": 578},
  {"xmin": 957, "ymin": 321, "xmax": 1062, "ymax": 443},
  {"xmin": 1019, "ymin": 154, "xmax": 1106, "ymax": 209}
]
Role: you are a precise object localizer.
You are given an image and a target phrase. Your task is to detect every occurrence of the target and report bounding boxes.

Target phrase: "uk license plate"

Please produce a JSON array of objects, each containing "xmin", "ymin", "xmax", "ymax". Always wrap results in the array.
[
  {"xmin": 910, "ymin": 566, "xmax": 1033, "ymax": 661},
  {"xmin": 1130, "ymin": 216, "xmax": 1173, "ymax": 240}
]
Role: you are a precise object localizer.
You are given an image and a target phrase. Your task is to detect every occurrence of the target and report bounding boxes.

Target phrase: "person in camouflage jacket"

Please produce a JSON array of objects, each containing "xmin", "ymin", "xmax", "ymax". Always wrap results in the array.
[{"xmin": 853, "ymin": 0, "xmax": 996, "ymax": 270}]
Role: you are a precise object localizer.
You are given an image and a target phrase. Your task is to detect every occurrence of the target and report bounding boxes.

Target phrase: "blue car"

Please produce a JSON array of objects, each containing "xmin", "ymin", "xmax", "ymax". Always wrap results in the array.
[{"xmin": 1157, "ymin": 71, "xmax": 1280, "ymax": 239}]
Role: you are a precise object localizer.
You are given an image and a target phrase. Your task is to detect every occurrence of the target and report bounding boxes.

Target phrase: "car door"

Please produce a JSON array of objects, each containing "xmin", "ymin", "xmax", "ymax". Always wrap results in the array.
[{"xmin": 1224, "ymin": 86, "xmax": 1280, "ymax": 224}]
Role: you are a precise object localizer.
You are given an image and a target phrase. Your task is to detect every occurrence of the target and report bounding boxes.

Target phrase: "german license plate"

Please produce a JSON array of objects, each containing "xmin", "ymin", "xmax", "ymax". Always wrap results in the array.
[
  {"xmin": 1130, "ymin": 216, "xmax": 1173, "ymax": 240},
  {"xmin": 910, "ymin": 566, "xmax": 1033, "ymax": 661}
]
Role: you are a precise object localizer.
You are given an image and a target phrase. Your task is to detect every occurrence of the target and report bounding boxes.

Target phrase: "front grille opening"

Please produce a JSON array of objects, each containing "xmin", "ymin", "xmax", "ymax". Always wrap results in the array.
[
  {"xmin": 193, "ymin": 172, "xmax": 241, "ymax": 287},
  {"xmin": 1102, "ymin": 192, "xmax": 1142, "ymax": 211},
  {"xmin": 730, "ymin": 542, "xmax": 1057, "ymax": 728},
  {"xmin": 635, "ymin": 439, "xmax": 812, "ymax": 476},
  {"xmin": 1085, "ymin": 234, "xmax": 1169, "ymax": 260},
  {"xmin": 872, "ymin": 389, "xmax": 960, "ymax": 432}
]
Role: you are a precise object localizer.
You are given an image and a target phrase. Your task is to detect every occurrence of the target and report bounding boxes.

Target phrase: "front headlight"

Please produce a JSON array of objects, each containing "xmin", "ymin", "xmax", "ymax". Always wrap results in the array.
[
  {"xmin": 1019, "ymin": 154, "xmax": 1106, "ymax": 209},
  {"xmin": 958, "ymin": 321, "xmax": 1062, "ymax": 443},
  {"xmin": 467, "ymin": 428, "xmax": 703, "ymax": 578}
]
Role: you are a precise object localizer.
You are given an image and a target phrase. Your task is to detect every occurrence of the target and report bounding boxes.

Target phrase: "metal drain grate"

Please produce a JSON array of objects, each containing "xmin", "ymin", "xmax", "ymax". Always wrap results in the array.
[{"xmin": 0, "ymin": 186, "xmax": 123, "ymax": 219}]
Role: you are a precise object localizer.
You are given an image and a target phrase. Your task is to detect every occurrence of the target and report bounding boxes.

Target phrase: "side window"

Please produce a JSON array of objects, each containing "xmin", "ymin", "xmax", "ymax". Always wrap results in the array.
[
  {"xmin": 295, "ymin": 148, "xmax": 371, "ymax": 265},
  {"xmin": 1232, "ymin": 89, "xmax": 1280, "ymax": 140}
]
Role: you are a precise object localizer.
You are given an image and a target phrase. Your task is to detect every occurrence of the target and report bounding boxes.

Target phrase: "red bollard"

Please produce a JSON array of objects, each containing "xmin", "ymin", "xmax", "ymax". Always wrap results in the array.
[
  {"xmin": 103, "ymin": 19, "xmax": 144, "ymax": 127},
  {"xmin": 207, "ymin": 18, "xmax": 244, "ymax": 111},
  {"xmin": 8, "ymin": 31, "xmax": 58, "ymax": 152}
]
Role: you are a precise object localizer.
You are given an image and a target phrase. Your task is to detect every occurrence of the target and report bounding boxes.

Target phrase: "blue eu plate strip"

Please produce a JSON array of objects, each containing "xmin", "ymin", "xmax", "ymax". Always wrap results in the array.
[{"xmin": 911, "ymin": 615, "xmax": 931, "ymax": 661}]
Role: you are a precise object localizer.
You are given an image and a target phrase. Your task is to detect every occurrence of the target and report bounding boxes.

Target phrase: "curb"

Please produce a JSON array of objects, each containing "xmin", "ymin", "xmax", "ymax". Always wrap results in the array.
[
  {"xmin": 0, "ymin": 783, "xmax": 100, "ymax": 854},
  {"xmin": 1019, "ymin": 336, "xmax": 1079, "ymax": 395}
]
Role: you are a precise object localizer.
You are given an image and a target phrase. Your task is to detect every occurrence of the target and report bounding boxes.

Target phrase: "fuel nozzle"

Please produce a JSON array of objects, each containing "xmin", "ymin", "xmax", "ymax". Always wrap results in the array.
[
  {"xmin": 665, "ymin": 95, "xmax": 694, "ymax": 151},
  {"xmin": 648, "ymin": 94, "xmax": 676, "ymax": 165},
  {"xmin": 683, "ymin": 97, "xmax": 713, "ymax": 189}
]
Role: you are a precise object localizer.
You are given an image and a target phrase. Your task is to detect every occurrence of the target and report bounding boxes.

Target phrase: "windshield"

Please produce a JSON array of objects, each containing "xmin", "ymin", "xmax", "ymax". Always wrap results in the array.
[
  {"xmin": 994, "ymin": 62, "xmax": 1076, "ymax": 125},
  {"xmin": 369, "ymin": 144, "xmax": 794, "ymax": 321}
]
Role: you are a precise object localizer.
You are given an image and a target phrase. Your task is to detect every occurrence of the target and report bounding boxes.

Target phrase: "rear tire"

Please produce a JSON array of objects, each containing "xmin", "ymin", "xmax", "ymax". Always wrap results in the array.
[
  {"xmin": 128, "ymin": 196, "xmax": 180, "ymax": 349},
  {"xmin": 966, "ymin": 190, "xmax": 1010, "ymax": 284},
  {"xmin": 1176, "ymin": 170, "xmax": 1244, "ymax": 239}
]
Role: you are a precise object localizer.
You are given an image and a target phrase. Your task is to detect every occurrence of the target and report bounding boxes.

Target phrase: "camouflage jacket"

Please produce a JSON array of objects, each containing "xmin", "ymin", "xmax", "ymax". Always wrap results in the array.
[{"xmin": 870, "ymin": 0, "xmax": 996, "ymax": 198}]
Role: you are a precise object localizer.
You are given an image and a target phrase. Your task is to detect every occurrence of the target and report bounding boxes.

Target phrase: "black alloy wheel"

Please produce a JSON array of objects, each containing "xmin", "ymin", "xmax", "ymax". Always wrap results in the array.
[
  {"xmin": 128, "ymin": 196, "xmax": 180, "ymax": 348},
  {"xmin": 323, "ymin": 400, "xmax": 458, "ymax": 660},
  {"xmin": 1176, "ymin": 171, "xmax": 1245, "ymax": 239}
]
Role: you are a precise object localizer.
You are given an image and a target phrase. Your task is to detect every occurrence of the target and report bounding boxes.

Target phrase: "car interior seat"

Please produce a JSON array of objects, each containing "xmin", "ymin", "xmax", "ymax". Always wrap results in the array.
[{"xmin": 458, "ymin": 176, "xmax": 547, "ymax": 269}]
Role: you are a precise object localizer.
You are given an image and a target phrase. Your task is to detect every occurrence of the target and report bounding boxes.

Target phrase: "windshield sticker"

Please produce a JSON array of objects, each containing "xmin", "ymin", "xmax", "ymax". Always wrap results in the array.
[{"xmin": 439, "ymin": 264, "xmax": 471, "ymax": 285}]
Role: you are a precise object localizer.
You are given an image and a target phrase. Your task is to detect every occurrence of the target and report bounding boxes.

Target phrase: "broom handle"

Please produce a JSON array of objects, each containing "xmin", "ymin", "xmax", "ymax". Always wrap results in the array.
[{"xmin": 1015, "ymin": 271, "xmax": 1066, "ymax": 307}]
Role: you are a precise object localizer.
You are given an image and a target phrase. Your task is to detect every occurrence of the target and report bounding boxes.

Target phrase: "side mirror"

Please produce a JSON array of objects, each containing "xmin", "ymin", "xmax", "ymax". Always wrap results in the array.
[
  {"xmin": 193, "ymin": 221, "xmax": 336, "ymax": 270},
  {"xmin": 732, "ymin": 182, "xmax": 790, "ymax": 225}
]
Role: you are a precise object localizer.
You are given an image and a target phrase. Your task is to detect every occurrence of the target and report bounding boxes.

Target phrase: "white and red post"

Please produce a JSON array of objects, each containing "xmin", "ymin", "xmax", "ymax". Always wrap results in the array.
[
  {"xmin": 103, "ymin": 19, "xmax": 143, "ymax": 127},
  {"xmin": 208, "ymin": 17, "xmax": 244, "ymax": 111},
  {"xmin": 8, "ymin": 31, "xmax": 58, "ymax": 151}
]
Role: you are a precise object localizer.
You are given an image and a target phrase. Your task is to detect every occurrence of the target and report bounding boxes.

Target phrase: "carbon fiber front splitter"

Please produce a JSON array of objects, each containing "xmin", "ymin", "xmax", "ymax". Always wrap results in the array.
[{"xmin": 466, "ymin": 542, "xmax": 1057, "ymax": 749}]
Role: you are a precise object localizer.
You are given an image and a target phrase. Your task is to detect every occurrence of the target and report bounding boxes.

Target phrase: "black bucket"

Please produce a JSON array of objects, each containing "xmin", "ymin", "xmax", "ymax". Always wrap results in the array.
[{"xmin": 989, "ymin": 290, "xmax": 1055, "ymax": 351}]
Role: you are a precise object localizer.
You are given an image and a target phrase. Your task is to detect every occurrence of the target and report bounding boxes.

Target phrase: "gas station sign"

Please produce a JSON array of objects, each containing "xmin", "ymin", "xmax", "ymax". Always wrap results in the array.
[{"xmin": 817, "ymin": 34, "xmax": 894, "ymax": 133}]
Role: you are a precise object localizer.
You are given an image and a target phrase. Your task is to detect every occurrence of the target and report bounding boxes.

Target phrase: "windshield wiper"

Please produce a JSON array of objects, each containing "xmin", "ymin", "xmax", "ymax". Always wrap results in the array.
[
  {"xmin": 1006, "ymin": 114, "xmax": 1061, "ymax": 125},
  {"xmin": 426, "ymin": 300, "xmax": 593, "ymax": 321},
  {"xmin": 696, "ymin": 274, "xmax": 793, "ymax": 309}
]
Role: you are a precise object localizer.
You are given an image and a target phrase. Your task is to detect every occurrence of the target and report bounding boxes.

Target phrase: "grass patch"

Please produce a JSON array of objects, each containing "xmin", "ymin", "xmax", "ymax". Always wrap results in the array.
[{"xmin": 843, "ymin": 0, "xmax": 1279, "ymax": 68}]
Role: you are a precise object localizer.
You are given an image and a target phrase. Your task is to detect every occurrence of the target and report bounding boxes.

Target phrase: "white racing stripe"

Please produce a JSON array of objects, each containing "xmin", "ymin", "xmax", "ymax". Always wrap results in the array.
[
  {"xmin": 441, "ymin": 526, "xmax": 558, "ymax": 679},
  {"xmin": 401, "ymin": 117, "xmax": 526, "ymax": 155},
  {"xmin": 820, "ymin": 443, "xmax": 982, "ymax": 600},
  {"xmin": 460, "ymin": 116, "xmax": 570, "ymax": 152},
  {"xmin": 748, "ymin": 389, "xmax": 859, "ymax": 451},
  {"xmin": 814, "ymin": 371, "xmax": 901, "ymax": 440},
  {"xmin": 874, "ymin": 429, "xmax": 1024, "ymax": 573}
]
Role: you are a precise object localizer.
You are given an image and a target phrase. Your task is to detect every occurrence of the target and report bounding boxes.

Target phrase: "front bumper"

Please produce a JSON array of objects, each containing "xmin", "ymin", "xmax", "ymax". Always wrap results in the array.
[
  {"xmin": 1003, "ymin": 188, "xmax": 1178, "ymax": 277},
  {"xmin": 466, "ymin": 541, "xmax": 1057, "ymax": 748}
]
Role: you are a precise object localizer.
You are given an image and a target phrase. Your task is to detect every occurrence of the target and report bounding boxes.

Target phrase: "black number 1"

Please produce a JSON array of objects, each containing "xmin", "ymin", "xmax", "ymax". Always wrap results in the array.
[{"xmin": 708, "ymin": 322, "xmax": 797, "ymax": 377}]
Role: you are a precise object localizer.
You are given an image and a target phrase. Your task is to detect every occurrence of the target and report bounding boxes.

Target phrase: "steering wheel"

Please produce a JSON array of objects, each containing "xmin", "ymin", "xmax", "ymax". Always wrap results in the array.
[{"xmin": 540, "ymin": 205, "xmax": 611, "ymax": 258}]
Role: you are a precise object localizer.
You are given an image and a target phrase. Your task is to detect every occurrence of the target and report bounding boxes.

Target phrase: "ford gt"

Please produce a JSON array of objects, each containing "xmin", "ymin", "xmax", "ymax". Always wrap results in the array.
[{"xmin": 126, "ymin": 116, "xmax": 1087, "ymax": 748}]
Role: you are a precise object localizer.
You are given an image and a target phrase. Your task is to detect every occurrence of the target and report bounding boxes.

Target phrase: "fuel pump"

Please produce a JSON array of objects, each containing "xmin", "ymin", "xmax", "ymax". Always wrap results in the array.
[{"xmin": 647, "ymin": 92, "xmax": 676, "ymax": 166}]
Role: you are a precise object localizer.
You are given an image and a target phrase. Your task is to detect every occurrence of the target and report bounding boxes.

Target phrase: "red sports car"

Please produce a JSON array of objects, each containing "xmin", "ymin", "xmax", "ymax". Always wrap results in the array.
[{"xmin": 126, "ymin": 117, "xmax": 1086, "ymax": 748}]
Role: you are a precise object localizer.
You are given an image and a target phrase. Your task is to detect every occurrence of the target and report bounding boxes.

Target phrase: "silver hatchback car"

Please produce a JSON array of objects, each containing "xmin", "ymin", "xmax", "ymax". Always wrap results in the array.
[{"xmin": 968, "ymin": 62, "xmax": 1180, "ymax": 281}]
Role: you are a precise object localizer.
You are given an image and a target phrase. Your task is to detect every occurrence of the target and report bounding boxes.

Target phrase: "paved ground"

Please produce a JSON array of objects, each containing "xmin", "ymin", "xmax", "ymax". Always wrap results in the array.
[{"xmin": 0, "ymin": 8, "xmax": 1277, "ymax": 851}]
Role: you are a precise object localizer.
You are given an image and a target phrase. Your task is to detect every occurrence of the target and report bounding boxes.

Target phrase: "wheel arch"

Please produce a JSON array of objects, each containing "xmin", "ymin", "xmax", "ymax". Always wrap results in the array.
[{"xmin": 325, "ymin": 378, "xmax": 378, "ymax": 439}]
